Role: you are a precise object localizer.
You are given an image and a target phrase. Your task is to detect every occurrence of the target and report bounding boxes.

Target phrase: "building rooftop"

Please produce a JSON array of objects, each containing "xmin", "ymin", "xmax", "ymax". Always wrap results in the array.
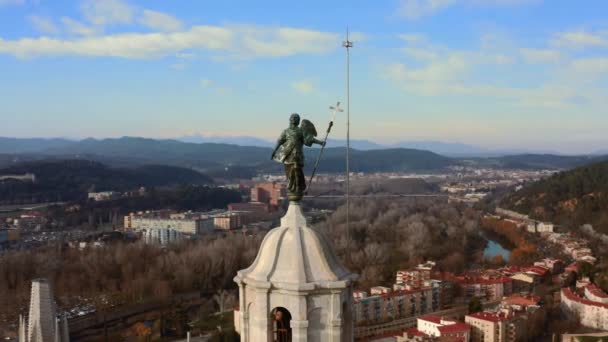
[
  {"xmin": 234, "ymin": 202, "xmax": 357, "ymax": 288},
  {"xmin": 438, "ymin": 322, "xmax": 471, "ymax": 334},
  {"xmin": 523, "ymin": 266, "xmax": 550, "ymax": 276},
  {"xmin": 466, "ymin": 311, "xmax": 513, "ymax": 323},
  {"xmin": 404, "ymin": 328, "xmax": 426, "ymax": 337},
  {"xmin": 562, "ymin": 288, "xmax": 608, "ymax": 309},
  {"xmin": 586, "ymin": 284, "xmax": 608, "ymax": 299},
  {"xmin": 503, "ymin": 294, "xmax": 541, "ymax": 307},
  {"xmin": 418, "ymin": 315, "xmax": 443, "ymax": 324},
  {"xmin": 456, "ymin": 275, "xmax": 512, "ymax": 285}
]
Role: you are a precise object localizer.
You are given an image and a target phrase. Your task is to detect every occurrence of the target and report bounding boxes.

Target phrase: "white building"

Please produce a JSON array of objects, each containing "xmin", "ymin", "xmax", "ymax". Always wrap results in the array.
[
  {"xmin": 526, "ymin": 221, "xmax": 554, "ymax": 233},
  {"xmin": 130, "ymin": 217, "xmax": 212, "ymax": 235},
  {"xmin": 233, "ymin": 203, "xmax": 358, "ymax": 341},
  {"xmin": 465, "ymin": 310, "xmax": 524, "ymax": 342},
  {"xmin": 405, "ymin": 315, "xmax": 470, "ymax": 341},
  {"xmin": 584, "ymin": 284, "xmax": 608, "ymax": 304},
  {"xmin": 561, "ymin": 287, "xmax": 608, "ymax": 331},
  {"xmin": 87, "ymin": 191, "xmax": 120, "ymax": 201},
  {"xmin": 0, "ymin": 173, "xmax": 35, "ymax": 182},
  {"xmin": 370, "ymin": 286, "xmax": 392, "ymax": 295},
  {"xmin": 144, "ymin": 228, "xmax": 183, "ymax": 245}
]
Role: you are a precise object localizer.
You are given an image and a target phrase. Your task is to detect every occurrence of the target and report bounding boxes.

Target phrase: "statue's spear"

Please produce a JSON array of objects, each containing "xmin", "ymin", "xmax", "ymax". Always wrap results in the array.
[{"xmin": 306, "ymin": 102, "xmax": 343, "ymax": 193}]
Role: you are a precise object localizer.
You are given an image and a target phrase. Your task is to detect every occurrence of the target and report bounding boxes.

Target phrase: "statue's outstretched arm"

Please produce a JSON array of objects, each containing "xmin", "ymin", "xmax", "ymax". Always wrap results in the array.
[
  {"xmin": 312, "ymin": 138, "xmax": 326, "ymax": 146},
  {"xmin": 271, "ymin": 131, "xmax": 286, "ymax": 159}
]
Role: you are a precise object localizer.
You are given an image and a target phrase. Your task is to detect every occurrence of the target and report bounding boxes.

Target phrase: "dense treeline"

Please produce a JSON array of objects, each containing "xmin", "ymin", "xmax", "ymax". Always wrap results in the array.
[
  {"xmin": 307, "ymin": 178, "xmax": 439, "ymax": 197},
  {"xmin": 0, "ymin": 160, "xmax": 213, "ymax": 204},
  {"xmin": 0, "ymin": 199, "xmax": 483, "ymax": 332},
  {"xmin": 501, "ymin": 160, "xmax": 608, "ymax": 233},
  {"xmin": 0, "ymin": 235, "xmax": 263, "ymax": 328},
  {"xmin": 318, "ymin": 198, "xmax": 484, "ymax": 289}
]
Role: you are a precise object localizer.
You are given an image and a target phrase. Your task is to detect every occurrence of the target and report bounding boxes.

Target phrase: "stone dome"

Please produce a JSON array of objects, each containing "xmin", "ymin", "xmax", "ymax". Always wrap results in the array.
[{"xmin": 235, "ymin": 202, "xmax": 357, "ymax": 290}]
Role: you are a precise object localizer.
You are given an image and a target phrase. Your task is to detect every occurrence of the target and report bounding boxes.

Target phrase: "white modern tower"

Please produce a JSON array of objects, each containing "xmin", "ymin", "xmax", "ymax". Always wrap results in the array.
[
  {"xmin": 19, "ymin": 278, "xmax": 69, "ymax": 342},
  {"xmin": 234, "ymin": 202, "xmax": 358, "ymax": 342},
  {"xmin": 27, "ymin": 279, "xmax": 56, "ymax": 342}
]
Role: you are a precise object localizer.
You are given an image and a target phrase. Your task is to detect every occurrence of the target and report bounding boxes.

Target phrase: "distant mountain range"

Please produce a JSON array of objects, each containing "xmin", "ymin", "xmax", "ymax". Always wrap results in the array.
[
  {"xmin": 174, "ymin": 134, "xmax": 561, "ymax": 157},
  {"xmin": 0, "ymin": 137, "xmax": 605, "ymax": 175},
  {"xmin": 0, "ymin": 136, "xmax": 579, "ymax": 157},
  {"xmin": 0, "ymin": 137, "xmax": 75, "ymax": 153}
]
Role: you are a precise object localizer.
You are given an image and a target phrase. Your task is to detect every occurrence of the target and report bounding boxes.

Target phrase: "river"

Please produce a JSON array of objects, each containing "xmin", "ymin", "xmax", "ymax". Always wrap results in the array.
[{"xmin": 483, "ymin": 239, "xmax": 511, "ymax": 261}]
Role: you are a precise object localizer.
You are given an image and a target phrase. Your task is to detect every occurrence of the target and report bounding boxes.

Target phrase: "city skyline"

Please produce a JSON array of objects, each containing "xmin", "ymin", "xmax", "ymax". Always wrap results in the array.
[{"xmin": 1, "ymin": 0, "xmax": 608, "ymax": 154}]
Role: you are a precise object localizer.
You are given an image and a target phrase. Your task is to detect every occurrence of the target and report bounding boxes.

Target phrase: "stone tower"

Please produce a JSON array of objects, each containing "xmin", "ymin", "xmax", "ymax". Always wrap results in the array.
[{"xmin": 234, "ymin": 202, "xmax": 358, "ymax": 342}]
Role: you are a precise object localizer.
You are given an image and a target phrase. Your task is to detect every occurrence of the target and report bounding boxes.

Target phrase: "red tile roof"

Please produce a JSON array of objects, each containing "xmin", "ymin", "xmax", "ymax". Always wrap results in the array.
[
  {"xmin": 456, "ymin": 275, "xmax": 512, "ymax": 285},
  {"xmin": 503, "ymin": 294, "xmax": 541, "ymax": 307},
  {"xmin": 466, "ymin": 311, "xmax": 513, "ymax": 322},
  {"xmin": 565, "ymin": 262, "xmax": 579, "ymax": 272},
  {"xmin": 418, "ymin": 315, "xmax": 442, "ymax": 324},
  {"xmin": 562, "ymin": 288, "xmax": 608, "ymax": 309},
  {"xmin": 404, "ymin": 328, "xmax": 426, "ymax": 337},
  {"xmin": 438, "ymin": 322, "xmax": 471, "ymax": 334},
  {"xmin": 523, "ymin": 266, "xmax": 549, "ymax": 276},
  {"xmin": 586, "ymin": 284, "xmax": 608, "ymax": 299}
]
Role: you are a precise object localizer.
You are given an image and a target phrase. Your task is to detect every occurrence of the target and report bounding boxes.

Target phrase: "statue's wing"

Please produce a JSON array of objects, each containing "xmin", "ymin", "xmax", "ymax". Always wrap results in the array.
[{"xmin": 301, "ymin": 119, "xmax": 318, "ymax": 137}]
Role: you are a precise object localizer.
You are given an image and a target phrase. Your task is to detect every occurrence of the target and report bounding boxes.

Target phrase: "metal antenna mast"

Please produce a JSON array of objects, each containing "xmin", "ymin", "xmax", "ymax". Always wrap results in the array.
[{"xmin": 342, "ymin": 28, "xmax": 353, "ymax": 245}]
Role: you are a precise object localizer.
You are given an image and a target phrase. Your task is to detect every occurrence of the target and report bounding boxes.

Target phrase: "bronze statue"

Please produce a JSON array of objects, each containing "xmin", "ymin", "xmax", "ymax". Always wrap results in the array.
[{"xmin": 271, "ymin": 113, "xmax": 325, "ymax": 201}]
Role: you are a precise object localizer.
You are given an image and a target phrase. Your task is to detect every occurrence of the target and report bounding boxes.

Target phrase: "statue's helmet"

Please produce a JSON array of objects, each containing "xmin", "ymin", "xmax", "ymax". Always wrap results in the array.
[{"xmin": 290, "ymin": 113, "xmax": 300, "ymax": 125}]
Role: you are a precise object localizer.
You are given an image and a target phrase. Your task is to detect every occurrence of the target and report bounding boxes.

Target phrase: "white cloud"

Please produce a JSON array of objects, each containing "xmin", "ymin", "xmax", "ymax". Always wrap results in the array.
[
  {"xmin": 139, "ymin": 9, "xmax": 183, "ymax": 32},
  {"xmin": 200, "ymin": 79, "xmax": 214, "ymax": 88},
  {"xmin": 171, "ymin": 62, "xmax": 186, "ymax": 70},
  {"xmin": 398, "ymin": 0, "xmax": 455, "ymax": 19},
  {"xmin": 81, "ymin": 0, "xmax": 134, "ymax": 26},
  {"xmin": 399, "ymin": 38, "xmax": 514, "ymax": 66},
  {"xmin": 397, "ymin": 0, "xmax": 540, "ymax": 19},
  {"xmin": 383, "ymin": 33, "xmax": 596, "ymax": 110},
  {"xmin": 570, "ymin": 57, "xmax": 608, "ymax": 74},
  {"xmin": 519, "ymin": 48, "xmax": 561, "ymax": 63},
  {"xmin": 387, "ymin": 54, "xmax": 469, "ymax": 84},
  {"xmin": 348, "ymin": 32, "xmax": 368, "ymax": 43},
  {"xmin": 28, "ymin": 15, "xmax": 59, "ymax": 34},
  {"xmin": 551, "ymin": 30, "xmax": 608, "ymax": 49},
  {"xmin": 239, "ymin": 26, "xmax": 338, "ymax": 57},
  {"xmin": 0, "ymin": 25, "xmax": 338, "ymax": 59},
  {"xmin": 291, "ymin": 80, "xmax": 315, "ymax": 94},
  {"xmin": 385, "ymin": 61, "xmax": 577, "ymax": 108},
  {"xmin": 175, "ymin": 52, "xmax": 196, "ymax": 59},
  {"xmin": 469, "ymin": 0, "xmax": 541, "ymax": 5},
  {"xmin": 401, "ymin": 46, "xmax": 438, "ymax": 60},
  {"xmin": 399, "ymin": 33, "xmax": 427, "ymax": 43},
  {"xmin": 61, "ymin": 17, "xmax": 98, "ymax": 36},
  {"xmin": 493, "ymin": 54, "xmax": 514, "ymax": 65}
]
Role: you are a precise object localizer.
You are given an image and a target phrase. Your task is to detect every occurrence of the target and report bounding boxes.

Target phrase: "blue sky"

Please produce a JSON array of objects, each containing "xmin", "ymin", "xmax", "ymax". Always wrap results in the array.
[{"xmin": 1, "ymin": 0, "xmax": 607, "ymax": 153}]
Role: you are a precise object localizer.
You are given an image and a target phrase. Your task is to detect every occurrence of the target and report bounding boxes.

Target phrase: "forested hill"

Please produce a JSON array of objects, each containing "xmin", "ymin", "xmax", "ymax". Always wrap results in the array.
[
  {"xmin": 501, "ymin": 160, "xmax": 608, "ymax": 233},
  {"xmin": 0, "ymin": 160, "xmax": 213, "ymax": 204},
  {"xmin": 44, "ymin": 137, "xmax": 270, "ymax": 168}
]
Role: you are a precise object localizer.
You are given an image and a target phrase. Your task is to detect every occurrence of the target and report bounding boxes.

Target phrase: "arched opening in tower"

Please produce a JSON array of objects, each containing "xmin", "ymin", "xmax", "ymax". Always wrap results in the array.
[{"xmin": 270, "ymin": 307, "xmax": 292, "ymax": 342}]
